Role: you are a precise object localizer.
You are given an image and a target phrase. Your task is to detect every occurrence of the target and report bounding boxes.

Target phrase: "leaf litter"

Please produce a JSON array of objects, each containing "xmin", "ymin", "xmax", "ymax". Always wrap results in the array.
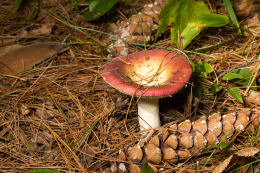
[
  {"xmin": 0, "ymin": 0, "xmax": 259, "ymax": 172},
  {"xmin": 213, "ymin": 147, "xmax": 260, "ymax": 173}
]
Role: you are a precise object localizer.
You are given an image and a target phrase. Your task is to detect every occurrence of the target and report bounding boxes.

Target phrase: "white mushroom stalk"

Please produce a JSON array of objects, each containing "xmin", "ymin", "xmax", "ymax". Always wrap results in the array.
[{"xmin": 138, "ymin": 98, "xmax": 160, "ymax": 130}]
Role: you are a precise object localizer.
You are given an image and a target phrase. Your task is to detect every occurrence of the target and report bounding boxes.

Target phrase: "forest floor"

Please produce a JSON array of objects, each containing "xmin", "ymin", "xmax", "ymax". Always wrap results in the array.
[{"xmin": 0, "ymin": 0, "xmax": 259, "ymax": 172}]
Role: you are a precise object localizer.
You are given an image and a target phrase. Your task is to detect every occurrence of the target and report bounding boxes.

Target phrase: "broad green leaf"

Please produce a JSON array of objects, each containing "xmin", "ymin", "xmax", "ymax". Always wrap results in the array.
[
  {"xmin": 232, "ymin": 78, "xmax": 257, "ymax": 91},
  {"xmin": 202, "ymin": 62, "xmax": 214, "ymax": 73},
  {"xmin": 156, "ymin": 0, "xmax": 210, "ymax": 47},
  {"xmin": 197, "ymin": 14, "xmax": 230, "ymax": 27},
  {"xmin": 210, "ymin": 83, "xmax": 223, "ymax": 94},
  {"xmin": 223, "ymin": 0, "xmax": 242, "ymax": 36},
  {"xmin": 181, "ymin": 14, "xmax": 229, "ymax": 48},
  {"xmin": 29, "ymin": 169, "xmax": 61, "ymax": 173},
  {"xmin": 236, "ymin": 69, "xmax": 252, "ymax": 78},
  {"xmin": 227, "ymin": 87, "xmax": 243, "ymax": 103},
  {"xmin": 223, "ymin": 69, "xmax": 257, "ymax": 90},
  {"xmin": 141, "ymin": 162, "xmax": 156, "ymax": 173},
  {"xmin": 170, "ymin": 0, "xmax": 193, "ymax": 47},
  {"xmin": 83, "ymin": 0, "xmax": 119, "ymax": 21},
  {"xmin": 156, "ymin": 0, "xmax": 229, "ymax": 49},
  {"xmin": 222, "ymin": 73, "xmax": 243, "ymax": 80},
  {"xmin": 156, "ymin": 0, "xmax": 180, "ymax": 41},
  {"xmin": 195, "ymin": 61, "xmax": 214, "ymax": 78}
]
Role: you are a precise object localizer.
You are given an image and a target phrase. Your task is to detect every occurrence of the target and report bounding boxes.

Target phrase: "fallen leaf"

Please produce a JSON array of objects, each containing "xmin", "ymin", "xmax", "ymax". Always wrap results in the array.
[
  {"xmin": 0, "ymin": 42, "xmax": 63, "ymax": 75},
  {"xmin": 213, "ymin": 155, "xmax": 233, "ymax": 173},
  {"xmin": 235, "ymin": 147, "xmax": 260, "ymax": 157}
]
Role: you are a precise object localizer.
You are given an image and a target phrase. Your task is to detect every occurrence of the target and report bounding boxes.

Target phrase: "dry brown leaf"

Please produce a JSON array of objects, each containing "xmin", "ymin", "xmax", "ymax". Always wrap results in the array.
[
  {"xmin": 213, "ymin": 155, "xmax": 233, "ymax": 173},
  {"xmin": 0, "ymin": 42, "xmax": 63, "ymax": 75},
  {"xmin": 235, "ymin": 147, "xmax": 260, "ymax": 157}
]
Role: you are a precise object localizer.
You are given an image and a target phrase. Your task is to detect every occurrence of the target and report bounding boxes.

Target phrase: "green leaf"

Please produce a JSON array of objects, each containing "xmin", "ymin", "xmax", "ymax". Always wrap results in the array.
[
  {"xmin": 156, "ymin": 0, "xmax": 210, "ymax": 48},
  {"xmin": 223, "ymin": 69, "xmax": 257, "ymax": 90},
  {"xmin": 141, "ymin": 162, "xmax": 155, "ymax": 173},
  {"xmin": 202, "ymin": 62, "xmax": 214, "ymax": 73},
  {"xmin": 195, "ymin": 61, "xmax": 214, "ymax": 78},
  {"xmin": 210, "ymin": 83, "xmax": 223, "ymax": 94},
  {"xmin": 83, "ymin": 0, "xmax": 119, "ymax": 21},
  {"xmin": 222, "ymin": 73, "xmax": 243, "ymax": 80},
  {"xmin": 29, "ymin": 169, "xmax": 61, "ymax": 173},
  {"xmin": 236, "ymin": 69, "xmax": 252, "ymax": 78},
  {"xmin": 181, "ymin": 14, "xmax": 229, "ymax": 48},
  {"xmin": 223, "ymin": 0, "xmax": 242, "ymax": 36},
  {"xmin": 227, "ymin": 87, "xmax": 244, "ymax": 103},
  {"xmin": 156, "ymin": 0, "xmax": 229, "ymax": 49}
]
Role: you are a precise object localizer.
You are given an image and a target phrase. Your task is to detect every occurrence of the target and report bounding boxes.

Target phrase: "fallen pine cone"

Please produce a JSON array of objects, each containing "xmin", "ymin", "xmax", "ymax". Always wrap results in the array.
[
  {"xmin": 107, "ymin": 108, "xmax": 259, "ymax": 173},
  {"xmin": 107, "ymin": 0, "xmax": 167, "ymax": 57}
]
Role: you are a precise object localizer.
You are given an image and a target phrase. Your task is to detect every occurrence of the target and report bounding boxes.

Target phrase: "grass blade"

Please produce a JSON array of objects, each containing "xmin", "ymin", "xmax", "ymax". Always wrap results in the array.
[{"xmin": 223, "ymin": 0, "xmax": 242, "ymax": 36}]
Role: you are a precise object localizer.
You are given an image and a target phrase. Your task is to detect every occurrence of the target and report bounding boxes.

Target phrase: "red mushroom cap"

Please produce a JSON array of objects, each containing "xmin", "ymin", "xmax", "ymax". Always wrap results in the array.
[{"xmin": 100, "ymin": 49, "xmax": 192, "ymax": 97}]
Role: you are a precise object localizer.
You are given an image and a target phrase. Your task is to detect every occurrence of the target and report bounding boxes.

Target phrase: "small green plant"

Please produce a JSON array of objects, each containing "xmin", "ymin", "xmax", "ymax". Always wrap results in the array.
[
  {"xmin": 192, "ymin": 61, "xmax": 214, "ymax": 98},
  {"xmin": 193, "ymin": 63, "xmax": 257, "ymax": 104},
  {"xmin": 222, "ymin": 68, "xmax": 257, "ymax": 103},
  {"xmin": 156, "ymin": 0, "xmax": 229, "ymax": 49},
  {"xmin": 210, "ymin": 83, "xmax": 223, "ymax": 94}
]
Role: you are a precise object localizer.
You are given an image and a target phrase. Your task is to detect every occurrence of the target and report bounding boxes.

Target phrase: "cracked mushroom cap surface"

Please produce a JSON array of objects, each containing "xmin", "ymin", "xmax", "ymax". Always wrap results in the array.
[{"xmin": 100, "ymin": 49, "xmax": 192, "ymax": 97}]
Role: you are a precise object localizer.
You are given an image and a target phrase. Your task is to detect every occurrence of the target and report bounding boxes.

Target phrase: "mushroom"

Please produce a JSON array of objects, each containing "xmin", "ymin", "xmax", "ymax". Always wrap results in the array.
[{"xmin": 100, "ymin": 49, "xmax": 192, "ymax": 130}]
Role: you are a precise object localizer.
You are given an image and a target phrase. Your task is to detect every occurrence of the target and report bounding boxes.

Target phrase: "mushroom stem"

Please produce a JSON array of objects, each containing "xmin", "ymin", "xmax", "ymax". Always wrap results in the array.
[{"xmin": 138, "ymin": 98, "xmax": 160, "ymax": 130}]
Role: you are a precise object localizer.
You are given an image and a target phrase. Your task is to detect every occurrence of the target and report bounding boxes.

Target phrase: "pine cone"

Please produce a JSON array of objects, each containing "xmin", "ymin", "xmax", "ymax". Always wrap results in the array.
[
  {"xmin": 110, "ymin": 109, "xmax": 259, "ymax": 172},
  {"xmin": 107, "ymin": 0, "xmax": 167, "ymax": 57}
]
